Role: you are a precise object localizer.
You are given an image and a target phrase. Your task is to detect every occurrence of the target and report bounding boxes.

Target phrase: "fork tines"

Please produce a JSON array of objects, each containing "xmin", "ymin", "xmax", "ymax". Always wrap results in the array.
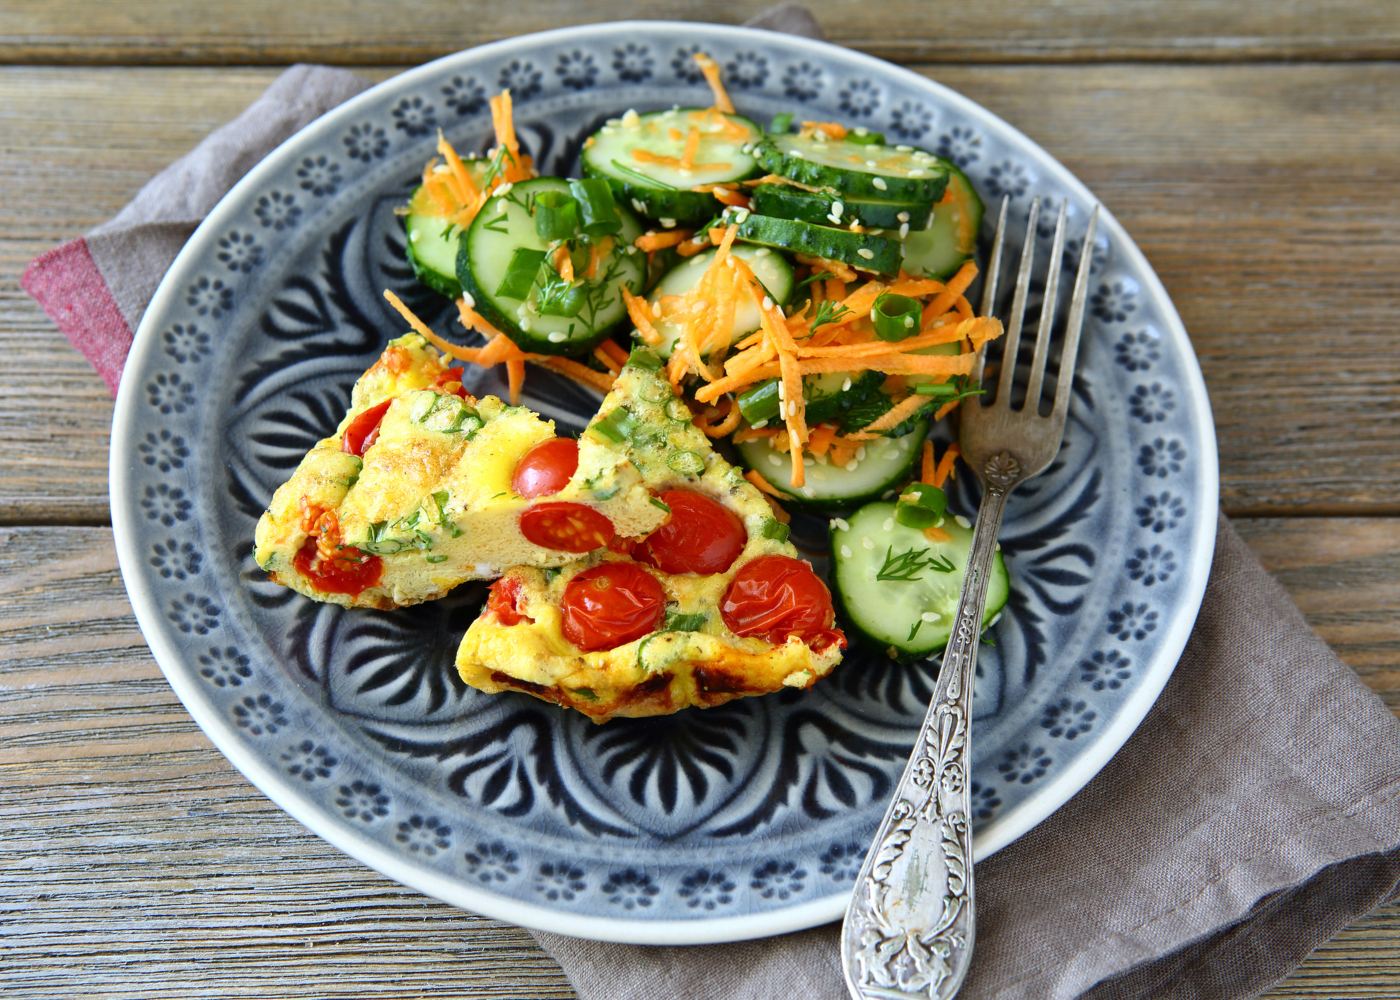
[{"xmin": 977, "ymin": 196, "xmax": 1100, "ymax": 422}]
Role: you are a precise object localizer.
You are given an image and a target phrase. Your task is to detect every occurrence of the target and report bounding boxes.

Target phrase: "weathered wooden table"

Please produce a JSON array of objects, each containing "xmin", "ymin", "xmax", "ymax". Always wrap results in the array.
[{"xmin": 2, "ymin": 2, "xmax": 1398, "ymax": 996}]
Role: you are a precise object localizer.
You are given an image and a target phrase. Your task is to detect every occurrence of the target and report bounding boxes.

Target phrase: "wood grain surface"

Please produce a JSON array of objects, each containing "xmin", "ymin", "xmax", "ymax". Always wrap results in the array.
[
  {"xmin": 1, "ymin": 0, "xmax": 1398, "ymax": 65},
  {"xmin": 3, "ymin": 2, "xmax": 1398, "ymax": 995}
]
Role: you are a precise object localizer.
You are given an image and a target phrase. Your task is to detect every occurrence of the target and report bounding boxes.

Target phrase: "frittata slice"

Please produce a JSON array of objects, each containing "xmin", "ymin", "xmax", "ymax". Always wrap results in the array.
[
  {"xmin": 253, "ymin": 333, "xmax": 666, "ymax": 609},
  {"xmin": 456, "ymin": 351, "xmax": 846, "ymax": 723}
]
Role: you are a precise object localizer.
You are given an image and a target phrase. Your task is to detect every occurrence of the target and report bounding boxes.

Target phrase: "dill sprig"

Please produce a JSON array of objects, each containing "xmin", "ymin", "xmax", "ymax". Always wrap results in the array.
[{"xmin": 876, "ymin": 545, "xmax": 956, "ymax": 582}]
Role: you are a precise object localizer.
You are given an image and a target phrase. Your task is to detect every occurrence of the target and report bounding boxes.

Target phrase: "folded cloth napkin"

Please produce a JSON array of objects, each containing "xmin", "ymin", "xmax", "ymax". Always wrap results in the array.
[{"xmin": 24, "ymin": 7, "xmax": 1400, "ymax": 998}]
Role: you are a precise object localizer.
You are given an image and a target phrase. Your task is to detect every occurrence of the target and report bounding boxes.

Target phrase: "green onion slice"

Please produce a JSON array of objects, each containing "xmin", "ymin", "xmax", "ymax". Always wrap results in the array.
[
  {"xmin": 495, "ymin": 247, "xmax": 546, "ymax": 300},
  {"xmin": 533, "ymin": 190, "xmax": 580, "ymax": 241},
  {"xmin": 569, "ymin": 178, "xmax": 623, "ymax": 236},
  {"xmin": 737, "ymin": 379, "xmax": 780, "ymax": 425},
  {"xmin": 872, "ymin": 293, "xmax": 922, "ymax": 342}
]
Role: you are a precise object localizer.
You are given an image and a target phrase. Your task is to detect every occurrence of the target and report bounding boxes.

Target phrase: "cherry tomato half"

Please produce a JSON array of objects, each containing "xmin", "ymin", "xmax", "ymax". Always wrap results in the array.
[
  {"xmin": 633, "ymin": 489, "xmax": 747, "ymax": 576},
  {"xmin": 512, "ymin": 437, "xmax": 580, "ymax": 498},
  {"xmin": 519, "ymin": 502, "xmax": 616, "ymax": 553},
  {"xmin": 292, "ymin": 536, "xmax": 383, "ymax": 597},
  {"xmin": 341, "ymin": 399, "xmax": 393, "ymax": 457},
  {"xmin": 560, "ymin": 562, "xmax": 665, "ymax": 652},
  {"xmin": 432, "ymin": 367, "xmax": 472, "ymax": 399},
  {"xmin": 721, "ymin": 555, "xmax": 845, "ymax": 651},
  {"xmin": 485, "ymin": 576, "xmax": 531, "ymax": 626}
]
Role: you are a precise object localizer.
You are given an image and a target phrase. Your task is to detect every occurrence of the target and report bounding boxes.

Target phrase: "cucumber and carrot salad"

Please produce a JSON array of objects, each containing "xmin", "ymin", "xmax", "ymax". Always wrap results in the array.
[{"xmin": 392, "ymin": 53, "xmax": 1007, "ymax": 658}]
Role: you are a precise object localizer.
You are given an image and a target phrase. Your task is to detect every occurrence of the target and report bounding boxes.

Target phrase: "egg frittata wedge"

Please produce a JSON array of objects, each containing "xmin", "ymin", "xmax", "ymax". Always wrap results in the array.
[
  {"xmin": 456, "ymin": 350, "xmax": 846, "ymax": 723},
  {"xmin": 253, "ymin": 333, "xmax": 667, "ymax": 609}
]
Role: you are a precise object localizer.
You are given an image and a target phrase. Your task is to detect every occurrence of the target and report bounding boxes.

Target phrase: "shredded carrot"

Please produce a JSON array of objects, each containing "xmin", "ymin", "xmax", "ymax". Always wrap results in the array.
[
  {"xmin": 732, "ymin": 426, "xmax": 781, "ymax": 444},
  {"xmin": 592, "ymin": 346, "xmax": 624, "ymax": 376},
  {"xmin": 800, "ymin": 120, "xmax": 848, "ymax": 140},
  {"xmin": 693, "ymin": 363, "xmax": 780, "ymax": 404},
  {"xmin": 535, "ymin": 356, "xmax": 616, "ymax": 393},
  {"xmin": 677, "ymin": 237, "xmax": 711, "ymax": 257},
  {"xmin": 808, "ymin": 423, "xmax": 838, "ymax": 458},
  {"xmin": 622, "ymin": 287, "xmax": 663, "ymax": 346},
  {"xmin": 745, "ymin": 469, "xmax": 786, "ymax": 498},
  {"xmin": 634, "ymin": 229, "xmax": 692, "ymax": 253},
  {"xmin": 921, "ymin": 440, "xmax": 936, "ymax": 483},
  {"xmin": 932, "ymin": 442, "xmax": 960, "ymax": 488},
  {"xmin": 679, "ymin": 127, "xmax": 701, "ymax": 171},
  {"xmin": 584, "ymin": 236, "xmax": 613, "ymax": 280},
  {"xmin": 693, "ymin": 52, "xmax": 735, "ymax": 114},
  {"xmin": 694, "ymin": 398, "xmax": 743, "ymax": 438},
  {"xmin": 597, "ymin": 338, "xmax": 630, "ymax": 370},
  {"xmin": 934, "ymin": 399, "xmax": 961, "ymax": 422},
  {"xmin": 708, "ymin": 186, "xmax": 750, "ymax": 208},
  {"xmin": 504, "ymin": 358, "xmax": 525, "ymax": 404},
  {"xmin": 794, "ymin": 253, "xmax": 857, "ymax": 283},
  {"xmin": 861, "ymin": 393, "xmax": 929, "ymax": 434},
  {"xmin": 552, "ymin": 244, "xmax": 575, "ymax": 284},
  {"xmin": 437, "ymin": 132, "xmax": 481, "ymax": 206},
  {"xmin": 923, "ymin": 525, "xmax": 952, "ymax": 543},
  {"xmin": 631, "ymin": 147, "xmax": 728, "ymax": 172},
  {"xmin": 920, "ymin": 260, "xmax": 978, "ymax": 321}
]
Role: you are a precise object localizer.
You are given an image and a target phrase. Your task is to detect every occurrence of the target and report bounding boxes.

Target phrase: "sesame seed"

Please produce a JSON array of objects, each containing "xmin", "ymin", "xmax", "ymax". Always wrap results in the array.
[
  {"xmin": 988, "ymin": 612, "xmax": 1003, "ymax": 627},
  {"xmin": 898, "ymin": 222, "xmax": 910, "ymax": 239},
  {"xmin": 882, "ymin": 517, "xmax": 894, "ymax": 531},
  {"xmin": 832, "ymin": 200, "xmax": 844, "ymax": 217},
  {"xmin": 800, "ymin": 486, "xmax": 815, "ymax": 498},
  {"xmin": 754, "ymin": 247, "xmax": 771, "ymax": 257},
  {"xmin": 735, "ymin": 208, "xmax": 751, "ymax": 223},
  {"xmin": 461, "ymin": 291, "xmax": 475, "ymax": 308},
  {"xmin": 520, "ymin": 318, "xmax": 533, "ymax": 332},
  {"xmin": 872, "ymin": 177, "xmax": 888, "ymax": 191},
  {"xmin": 495, "ymin": 182, "xmax": 513, "ymax": 196},
  {"xmin": 955, "ymin": 514, "xmax": 972, "ymax": 529},
  {"xmin": 844, "ymin": 459, "xmax": 859, "ymax": 471},
  {"xmin": 861, "ymin": 536, "xmax": 875, "ymax": 550},
  {"xmin": 854, "ymin": 126, "xmax": 869, "ymax": 136},
  {"xmin": 751, "ymin": 419, "xmax": 768, "ymax": 429},
  {"xmin": 631, "ymin": 198, "xmax": 646, "ymax": 214},
  {"xmin": 841, "ymin": 378, "xmax": 852, "ymax": 392},
  {"xmin": 903, "ymin": 315, "xmax": 915, "ymax": 328},
  {"xmin": 839, "ymin": 544, "xmax": 853, "ymax": 558},
  {"xmin": 787, "ymin": 400, "xmax": 798, "ymax": 417},
  {"xmin": 768, "ymin": 453, "xmax": 783, "ymax": 468},
  {"xmin": 896, "ymin": 144, "xmax": 913, "ymax": 152},
  {"xmin": 896, "ymin": 211, "xmax": 911, "ymax": 223},
  {"xmin": 660, "ymin": 218, "xmax": 677, "ymax": 229},
  {"xmin": 776, "ymin": 381, "xmax": 786, "ymax": 400},
  {"xmin": 547, "ymin": 330, "xmax": 566, "ymax": 343},
  {"xmin": 908, "ymin": 169, "xmax": 928, "ymax": 178},
  {"xmin": 921, "ymin": 611, "xmax": 939, "ymax": 622},
  {"xmin": 409, "ymin": 230, "xmax": 420, "ymax": 244},
  {"xmin": 832, "ymin": 517, "xmax": 850, "ymax": 532},
  {"xmin": 857, "ymin": 248, "xmax": 875, "ymax": 260},
  {"xmin": 790, "ymin": 149, "xmax": 805, "ymax": 159},
  {"xmin": 762, "ymin": 295, "xmax": 774, "ymax": 310},
  {"xmin": 856, "ymin": 446, "xmax": 867, "ymax": 461},
  {"xmin": 865, "ymin": 159, "xmax": 878, "ymax": 168},
  {"xmin": 714, "ymin": 187, "xmax": 730, "ymax": 198},
  {"xmin": 621, "ymin": 109, "xmax": 640, "ymax": 128},
  {"xmin": 651, "ymin": 300, "xmax": 662, "ymax": 317}
]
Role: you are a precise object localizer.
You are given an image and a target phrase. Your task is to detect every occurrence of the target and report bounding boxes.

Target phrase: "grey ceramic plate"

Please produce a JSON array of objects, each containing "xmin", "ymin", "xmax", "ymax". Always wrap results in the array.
[{"xmin": 111, "ymin": 22, "xmax": 1217, "ymax": 943}]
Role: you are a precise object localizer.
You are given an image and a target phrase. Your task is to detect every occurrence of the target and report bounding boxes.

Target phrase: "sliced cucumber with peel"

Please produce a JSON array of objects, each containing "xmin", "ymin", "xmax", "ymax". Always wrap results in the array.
[
  {"xmin": 581, "ymin": 108, "xmax": 762, "ymax": 224},
  {"xmin": 458, "ymin": 177, "xmax": 646, "ymax": 356},
  {"xmin": 736, "ymin": 418, "xmax": 927, "ymax": 509},
  {"xmin": 832, "ymin": 501, "xmax": 1010, "ymax": 657},
  {"xmin": 751, "ymin": 183, "xmax": 934, "ymax": 232},
  {"xmin": 727, "ymin": 211, "xmax": 902, "ymax": 276},
  {"xmin": 643, "ymin": 244, "xmax": 795, "ymax": 358},
  {"xmin": 404, "ymin": 158, "xmax": 496, "ymax": 298},
  {"xmin": 753, "ymin": 134, "xmax": 948, "ymax": 203},
  {"xmin": 901, "ymin": 160, "xmax": 985, "ymax": 281}
]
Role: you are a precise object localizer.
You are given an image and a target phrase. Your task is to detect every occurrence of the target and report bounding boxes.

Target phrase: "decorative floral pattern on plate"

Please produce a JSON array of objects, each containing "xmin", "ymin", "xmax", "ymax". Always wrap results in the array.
[{"xmin": 111, "ymin": 23, "xmax": 1215, "ymax": 939}]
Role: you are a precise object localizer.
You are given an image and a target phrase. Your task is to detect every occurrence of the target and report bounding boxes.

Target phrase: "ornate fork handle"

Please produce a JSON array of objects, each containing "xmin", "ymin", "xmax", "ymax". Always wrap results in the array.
[{"xmin": 839, "ymin": 450, "xmax": 1022, "ymax": 1000}]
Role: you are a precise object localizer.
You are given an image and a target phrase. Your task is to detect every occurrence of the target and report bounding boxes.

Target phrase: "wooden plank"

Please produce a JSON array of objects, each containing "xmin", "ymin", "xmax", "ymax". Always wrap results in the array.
[
  {"xmin": 0, "ymin": 0, "xmax": 1397, "ymax": 65},
  {"xmin": 0, "ymin": 521, "xmax": 1396, "ymax": 995},
  {"xmin": 3, "ymin": 63, "xmax": 1399, "ymax": 521}
]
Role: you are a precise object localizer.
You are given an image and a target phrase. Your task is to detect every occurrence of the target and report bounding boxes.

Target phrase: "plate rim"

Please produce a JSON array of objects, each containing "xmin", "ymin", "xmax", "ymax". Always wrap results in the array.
[{"xmin": 110, "ymin": 18, "xmax": 1219, "ymax": 944}]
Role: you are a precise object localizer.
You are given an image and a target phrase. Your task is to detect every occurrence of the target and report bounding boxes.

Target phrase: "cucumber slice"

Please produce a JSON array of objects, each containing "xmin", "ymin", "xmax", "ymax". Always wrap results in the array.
[
  {"xmin": 581, "ymin": 108, "xmax": 763, "ymax": 224},
  {"xmin": 754, "ymin": 134, "xmax": 948, "ymax": 203},
  {"xmin": 751, "ymin": 184, "xmax": 933, "ymax": 231},
  {"xmin": 736, "ymin": 419, "xmax": 927, "ymax": 509},
  {"xmin": 728, "ymin": 211, "xmax": 902, "ymax": 276},
  {"xmin": 832, "ymin": 501, "xmax": 1009, "ymax": 657},
  {"xmin": 901, "ymin": 161, "xmax": 985, "ymax": 281},
  {"xmin": 458, "ymin": 177, "xmax": 646, "ymax": 356},
  {"xmin": 404, "ymin": 160, "xmax": 497, "ymax": 298},
  {"xmin": 643, "ymin": 244, "xmax": 796, "ymax": 358}
]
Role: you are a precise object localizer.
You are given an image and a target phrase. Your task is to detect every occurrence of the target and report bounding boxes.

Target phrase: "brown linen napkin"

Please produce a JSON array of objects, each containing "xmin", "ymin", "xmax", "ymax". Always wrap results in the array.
[{"xmin": 23, "ymin": 9, "xmax": 1400, "ymax": 999}]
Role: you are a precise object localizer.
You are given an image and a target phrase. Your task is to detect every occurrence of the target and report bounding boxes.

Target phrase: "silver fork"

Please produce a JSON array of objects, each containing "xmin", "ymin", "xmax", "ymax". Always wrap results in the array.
[{"xmin": 840, "ymin": 196, "xmax": 1100, "ymax": 1000}]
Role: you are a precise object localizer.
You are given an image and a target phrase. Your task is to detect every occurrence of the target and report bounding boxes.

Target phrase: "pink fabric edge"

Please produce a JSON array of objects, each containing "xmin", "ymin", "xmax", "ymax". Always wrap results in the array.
[{"xmin": 22, "ymin": 237, "xmax": 133, "ymax": 397}]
